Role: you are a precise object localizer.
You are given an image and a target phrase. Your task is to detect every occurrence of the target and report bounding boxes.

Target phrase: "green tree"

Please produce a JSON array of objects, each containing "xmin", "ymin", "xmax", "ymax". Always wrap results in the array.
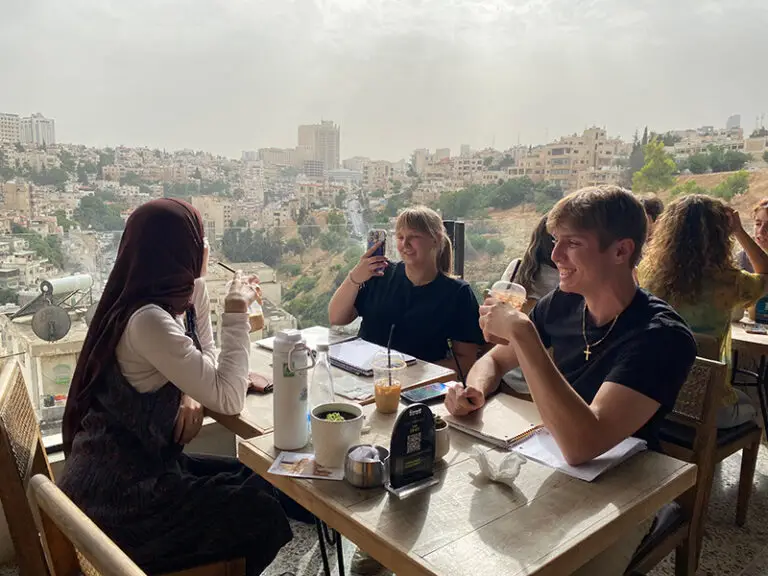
[
  {"xmin": 483, "ymin": 156, "xmax": 494, "ymax": 167},
  {"xmin": 31, "ymin": 167, "xmax": 69, "ymax": 187},
  {"xmin": 371, "ymin": 189, "xmax": 385, "ymax": 198},
  {"xmin": 722, "ymin": 150, "xmax": 750, "ymax": 172},
  {"xmin": 686, "ymin": 153, "xmax": 709, "ymax": 174},
  {"xmin": 334, "ymin": 190, "xmax": 347, "ymax": 209},
  {"xmin": 11, "ymin": 224, "xmax": 65, "ymax": 269},
  {"xmin": 58, "ymin": 150, "xmax": 76, "ymax": 173},
  {"xmin": 751, "ymin": 127, "xmax": 768, "ymax": 138},
  {"xmin": 326, "ymin": 209, "xmax": 346, "ymax": 230},
  {"xmin": 669, "ymin": 180, "xmax": 706, "ymax": 197},
  {"xmin": 468, "ymin": 234, "xmax": 487, "ymax": 252},
  {"xmin": 632, "ymin": 140, "xmax": 676, "ymax": 193},
  {"xmin": 319, "ymin": 232, "xmax": 347, "ymax": 254},
  {"xmin": 712, "ymin": 171, "xmax": 749, "ymax": 200},
  {"xmin": 73, "ymin": 195, "xmax": 125, "ymax": 231},
  {"xmin": 77, "ymin": 163, "xmax": 89, "ymax": 185},
  {"xmin": 120, "ymin": 171, "xmax": 143, "ymax": 186},
  {"xmin": 763, "ymin": 150, "xmax": 768, "ymax": 164},
  {"xmin": 486, "ymin": 238, "xmax": 505, "ymax": 261},
  {"xmin": 54, "ymin": 209, "xmax": 74, "ymax": 232},
  {"xmin": 298, "ymin": 216, "xmax": 319, "ymax": 246}
]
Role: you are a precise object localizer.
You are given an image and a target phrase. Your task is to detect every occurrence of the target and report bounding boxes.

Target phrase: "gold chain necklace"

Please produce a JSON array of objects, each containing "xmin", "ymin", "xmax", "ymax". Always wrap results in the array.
[{"xmin": 581, "ymin": 302, "xmax": 619, "ymax": 361}]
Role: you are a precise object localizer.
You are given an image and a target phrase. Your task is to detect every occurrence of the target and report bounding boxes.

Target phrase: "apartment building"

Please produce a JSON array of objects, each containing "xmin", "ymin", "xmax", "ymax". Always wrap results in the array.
[
  {"xmin": 258, "ymin": 147, "xmax": 295, "ymax": 168},
  {"xmin": 190, "ymin": 195, "xmax": 235, "ymax": 239},
  {"xmin": 342, "ymin": 156, "xmax": 370, "ymax": 172},
  {"xmin": 412, "ymin": 149, "xmax": 430, "ymax": 175},
  {"xmin": 3, "ymin": 181, "xmax": 32, "ymax": 218},
  {"xmin": 0, "ymin": 114, "xmax": 20, "ymax": 143},
  {"xmin": 20, "ymin": 113, "xmax": 56, "ymax": 146},
  {"xmin": 362, "ymin": 161, "xmax": 392, "ymax": 191},
  {"xmin": 453, "ymin": 157, "xmax": 484, "ymax": 181},
  {"xmin": 298, "ymin": 120, "xmax": 340, "ymax": 170}
]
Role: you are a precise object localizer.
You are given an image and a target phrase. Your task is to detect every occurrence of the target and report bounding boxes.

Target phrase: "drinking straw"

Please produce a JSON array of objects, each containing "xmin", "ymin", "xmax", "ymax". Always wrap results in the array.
[
  {"xmin": 509, "ymin": 259, "xmax": 522, "ymax": 283},
  {"xmin": 386, "ymin": 324, "xmax": 395, "ymax": 387},
  {"xmin": 218, "ymin": 261, "xmax": 237, "ymax": 275}
]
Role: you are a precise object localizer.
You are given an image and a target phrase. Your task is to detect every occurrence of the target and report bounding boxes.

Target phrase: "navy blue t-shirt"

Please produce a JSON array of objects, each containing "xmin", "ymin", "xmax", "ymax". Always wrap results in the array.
[
  {"xmin": 529, "ymin": 288, "xmax": 696, "ymax": 449},
  {"xmin": 354, "ymin": 261, "xmax": 485, "ymax": 362}
]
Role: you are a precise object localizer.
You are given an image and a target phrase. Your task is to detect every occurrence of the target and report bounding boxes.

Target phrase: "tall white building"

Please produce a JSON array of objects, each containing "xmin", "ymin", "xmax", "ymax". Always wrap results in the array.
[
  {"xmin": 20, "ymin": 113, "xmax": 56, "ymax": 145},
  {"xmin": 0, "ymin": 113, "xmax": 20, "ymax": 143},
  {"xmin": 298, "ymin": 120, "xmax": 340, "ymax": 170}
]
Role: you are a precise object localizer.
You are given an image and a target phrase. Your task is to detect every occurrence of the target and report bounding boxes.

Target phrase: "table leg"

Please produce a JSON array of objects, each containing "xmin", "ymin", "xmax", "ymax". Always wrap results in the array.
[
  {"xmin": 335, "ymin": 530, "xmax": 345, "ymax": 576},
  {"xmin": 315, "ymin": 517, "xmax": 332, "ymax": 576}
]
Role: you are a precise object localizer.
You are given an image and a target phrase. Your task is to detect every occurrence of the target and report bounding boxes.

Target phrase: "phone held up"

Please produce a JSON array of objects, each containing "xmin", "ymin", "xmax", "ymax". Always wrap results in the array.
[{"xmin": 367, "ymin": 229, "xmax": 387, "ymax": 257}]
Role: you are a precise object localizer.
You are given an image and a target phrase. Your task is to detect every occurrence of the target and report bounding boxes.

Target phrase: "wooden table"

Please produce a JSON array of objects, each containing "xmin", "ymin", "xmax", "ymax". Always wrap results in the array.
[
  {"xmin": 210, "ymin": 327, "xmax": 455, "ymax": 439},
  {"xmin": 237, "ymin": 404, "xmax": 696, "ymax": 576}
]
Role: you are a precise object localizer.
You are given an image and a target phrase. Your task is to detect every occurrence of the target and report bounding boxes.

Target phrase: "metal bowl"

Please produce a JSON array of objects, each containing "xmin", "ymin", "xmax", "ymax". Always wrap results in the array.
[{"xmin": 344, "ymin": 444, "xmax": 390, "ymax": 488}]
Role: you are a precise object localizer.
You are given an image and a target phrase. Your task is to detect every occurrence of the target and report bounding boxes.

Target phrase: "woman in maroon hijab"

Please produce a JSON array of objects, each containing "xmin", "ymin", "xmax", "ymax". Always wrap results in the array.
[{"xmin": 58, "ymin": 199, "xmax": 299, "ymax": 575}]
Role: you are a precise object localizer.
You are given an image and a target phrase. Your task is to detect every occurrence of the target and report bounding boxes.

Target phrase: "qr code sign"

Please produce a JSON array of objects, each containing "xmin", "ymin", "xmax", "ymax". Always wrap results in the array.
[{"xmin": 406, "ymin": 432, "xmax": 421, "ymax": 454}]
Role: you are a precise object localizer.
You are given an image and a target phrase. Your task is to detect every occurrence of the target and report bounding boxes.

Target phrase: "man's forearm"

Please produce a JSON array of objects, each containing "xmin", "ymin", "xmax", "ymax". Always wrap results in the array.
[
  {"xmin": 466, "ymin": 352, "xmax": 504, "ymax": 398},
  {"xmin": 512, "ymin": 323, "xmax": 603, "ymax": 465}
]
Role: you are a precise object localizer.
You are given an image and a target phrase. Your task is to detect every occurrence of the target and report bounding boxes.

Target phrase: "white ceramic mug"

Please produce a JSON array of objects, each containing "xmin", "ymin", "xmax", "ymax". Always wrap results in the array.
[{"xmin": 310, "ymin": 402, "xmax": 364, "ymax": 468}]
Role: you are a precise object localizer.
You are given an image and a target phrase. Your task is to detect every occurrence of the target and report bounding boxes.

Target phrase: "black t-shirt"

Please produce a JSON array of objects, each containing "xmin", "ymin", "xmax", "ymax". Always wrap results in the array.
[
  {"xmin": 354, "ymin": 262, "xmax": 485, "ymax": 362},
  {"xmin": 529, "ymin": 288, "xmax": 696, "ymax": 449}
]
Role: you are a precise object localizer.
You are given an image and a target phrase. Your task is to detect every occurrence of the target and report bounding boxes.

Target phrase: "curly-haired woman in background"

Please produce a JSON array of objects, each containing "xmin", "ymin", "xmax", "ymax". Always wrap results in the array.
[{"xmin": 639, "ymin": 194, "xmax": 768, "ymax": 428}]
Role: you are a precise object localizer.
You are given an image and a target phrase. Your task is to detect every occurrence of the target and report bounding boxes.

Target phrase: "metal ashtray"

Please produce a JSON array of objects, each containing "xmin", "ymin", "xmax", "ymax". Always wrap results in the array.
[{"xmin": 344, "ymin": 444, "xmax": 390, "ymax": 488}]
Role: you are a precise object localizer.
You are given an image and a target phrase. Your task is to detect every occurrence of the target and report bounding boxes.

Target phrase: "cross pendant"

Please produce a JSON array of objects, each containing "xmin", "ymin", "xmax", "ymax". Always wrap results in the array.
[{"xmin": 584, "ymin": 347, "xmax": 591, "ymax": 361}]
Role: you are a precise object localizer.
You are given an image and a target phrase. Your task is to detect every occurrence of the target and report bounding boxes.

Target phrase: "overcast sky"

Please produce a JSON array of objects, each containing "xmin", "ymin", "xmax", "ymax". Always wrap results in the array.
[{"xmin": 1, "ymin": 0, "xmax": 767, "ymax": 160}]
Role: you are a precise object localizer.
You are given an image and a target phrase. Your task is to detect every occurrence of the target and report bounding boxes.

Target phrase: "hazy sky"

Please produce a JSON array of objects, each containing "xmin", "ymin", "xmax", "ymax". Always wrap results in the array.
[{"xmin": 2, "ymin": 0, "xmax": 767, "ymax": 160}]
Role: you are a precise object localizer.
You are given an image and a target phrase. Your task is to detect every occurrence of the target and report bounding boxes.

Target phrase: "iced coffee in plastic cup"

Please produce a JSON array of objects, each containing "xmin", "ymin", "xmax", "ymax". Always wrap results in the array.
[
  {"xmin": 372, "ymin": 352, "xmax": 406, "ymax": 414},
  {"xmin": 490, "ymin": 281, "xmax": 527, "ymax": 310}
]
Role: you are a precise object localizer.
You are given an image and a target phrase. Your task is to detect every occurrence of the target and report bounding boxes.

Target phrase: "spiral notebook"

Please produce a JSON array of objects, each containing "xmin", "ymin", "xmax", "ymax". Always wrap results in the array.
[
  {"xmin": 328, "ymin": 339, "xmax": 417, "ymax": 377},
  {"xmin": 441, "ymin": 394, "xmax": 543, "ymax": 449}
]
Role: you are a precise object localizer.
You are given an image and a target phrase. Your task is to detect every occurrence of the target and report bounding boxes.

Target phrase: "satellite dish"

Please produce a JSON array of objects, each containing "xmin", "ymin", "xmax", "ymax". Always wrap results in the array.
[
  {"xmin": 84, "ymin": 302, "xmax": 99, "ymax": 327},
  {"xmin": 31, "ymin": 306, "xmax": 71, "ymax": 342}
]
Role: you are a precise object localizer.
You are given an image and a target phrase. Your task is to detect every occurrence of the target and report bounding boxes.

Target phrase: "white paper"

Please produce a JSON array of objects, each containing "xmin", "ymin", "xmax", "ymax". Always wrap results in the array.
[
  {"xmin": 511, "ymin": 429, "xmax": 647, "ymax": 482},
  {"xmin": 334, "ymin": 374, "xmax": 374, "ymax": 402},
  {"xmin": 268, "ymin": 452, "xmax": 344, "ymax": 481}
]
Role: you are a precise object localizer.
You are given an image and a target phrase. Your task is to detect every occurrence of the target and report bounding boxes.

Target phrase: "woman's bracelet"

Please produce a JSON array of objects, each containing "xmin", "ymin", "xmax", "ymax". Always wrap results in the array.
[{"xmin": 347, "ymin": 272, "xmax": 363, "ymax": 287}]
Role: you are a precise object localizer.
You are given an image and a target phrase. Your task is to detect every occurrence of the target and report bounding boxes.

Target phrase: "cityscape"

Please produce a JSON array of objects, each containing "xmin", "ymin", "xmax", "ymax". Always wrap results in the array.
[{"xmin": 1, "ymin": 108, "xmax": 768, "ymax": 434}]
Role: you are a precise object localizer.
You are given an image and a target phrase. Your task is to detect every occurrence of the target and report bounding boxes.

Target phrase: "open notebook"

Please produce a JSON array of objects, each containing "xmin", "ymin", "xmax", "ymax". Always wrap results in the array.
[
  {"xmin": 328, "ymin": 339, "xmax": 417, "ymax": 377},
  {"xmin": 441, "ymin": 394, "xmax": 543, "ymax": 449},
  {"xmin": 443, "ymin": 394, "xmax": 647, "ymax": 481}
]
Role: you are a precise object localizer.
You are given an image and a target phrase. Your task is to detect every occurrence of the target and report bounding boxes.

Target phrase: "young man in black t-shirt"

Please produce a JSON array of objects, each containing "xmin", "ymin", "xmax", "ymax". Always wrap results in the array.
[{"xmin": 445, "ymin": 185, "xmax": 696, "ymax": 574}]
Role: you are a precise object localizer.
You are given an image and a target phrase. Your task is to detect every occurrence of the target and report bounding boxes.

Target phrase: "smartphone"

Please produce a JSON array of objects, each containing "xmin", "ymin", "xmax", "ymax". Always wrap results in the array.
[
  {"xmin": 401, "ymin": 382, "xmax": 449, "ymax": 404},
  {"xmin": 746, "ymin": 324, "xmax": 768, "ymax": 335},
  {"xmin": 367, "ymin": 229, "xmax": 387, "ymax": 257}
]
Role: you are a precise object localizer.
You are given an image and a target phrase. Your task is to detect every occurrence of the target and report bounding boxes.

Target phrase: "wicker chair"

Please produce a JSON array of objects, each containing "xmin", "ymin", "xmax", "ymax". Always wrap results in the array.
[
  {"xmin": 0, "ymin": 359, "xmax": 245, "ymax": 576},
  {"xmin": 626, "ymin": 357, "xmax": 724, "ymax": 576},
  {"xmin": 689, "ymin": 332, "xmax": 762, "ymax": 527},
  {"xmin": 27, "ymin": 474, "xmax": 147, "ymax": 576}
]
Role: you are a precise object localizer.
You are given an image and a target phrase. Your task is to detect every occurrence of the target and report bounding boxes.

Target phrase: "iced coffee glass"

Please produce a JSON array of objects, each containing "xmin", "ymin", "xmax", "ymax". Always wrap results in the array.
[
  {"xmin": 372, "ymin": 352, "xmax": 406, "ymax": 414},
  {"xmin": 489, "ymin": 281, "xmax": 527, "ymax": 310}
]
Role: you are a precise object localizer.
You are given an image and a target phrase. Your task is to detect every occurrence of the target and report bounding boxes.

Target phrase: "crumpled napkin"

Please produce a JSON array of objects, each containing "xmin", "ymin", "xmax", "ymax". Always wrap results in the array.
[{"xmin": 471, "ymin": 448, "xmax": 525, "ymax": 488}]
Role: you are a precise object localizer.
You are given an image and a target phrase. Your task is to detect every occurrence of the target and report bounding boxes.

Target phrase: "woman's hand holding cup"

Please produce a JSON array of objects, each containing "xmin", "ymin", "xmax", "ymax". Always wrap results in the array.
[
  {"xmin": 349, "ymin": 242, "xmax": 388, "ymax": 284},
  {"xmin": 224, "ymin": 271, "xmax": 261, "ymax": 313}
]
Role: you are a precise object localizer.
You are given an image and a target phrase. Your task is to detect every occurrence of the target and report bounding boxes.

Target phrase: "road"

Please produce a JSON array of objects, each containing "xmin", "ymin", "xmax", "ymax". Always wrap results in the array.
[{"xmin": 345, "ymin": 197, "xmax": 366, "ymax": 238}]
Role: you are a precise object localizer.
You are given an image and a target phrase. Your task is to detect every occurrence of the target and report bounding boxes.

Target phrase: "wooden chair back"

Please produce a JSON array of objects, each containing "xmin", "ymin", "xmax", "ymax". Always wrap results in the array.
[
  {"xmin": 27, "ymin": 474, "xmax": 147, "ymax": 576},
  {"xmin": 662, "ymin": 356, "xmax": 724, "ymax": 462},
  {"xmin": 0, "ymin": 360, "xmax": 53, "ymax": 576}
]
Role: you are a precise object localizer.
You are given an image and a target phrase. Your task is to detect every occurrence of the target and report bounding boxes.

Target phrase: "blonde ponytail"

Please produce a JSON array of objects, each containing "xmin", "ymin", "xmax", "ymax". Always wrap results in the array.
[{"xmin": 438, "ymin": 234, "xmax": 453, "ymax": 275}]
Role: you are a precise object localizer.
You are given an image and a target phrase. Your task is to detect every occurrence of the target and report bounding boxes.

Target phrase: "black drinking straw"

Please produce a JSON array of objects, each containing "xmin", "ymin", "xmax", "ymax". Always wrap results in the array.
[
  {"xmin": 386, "ymin": 324, "xmax": 396, "ymax": 386},
  {"xmin": 218, "ymin": 261, "xmax": 237, "ymax": 275},
  {"xmin": 509, "ymin": 259, "xmax": 522, "ymax": 283}
]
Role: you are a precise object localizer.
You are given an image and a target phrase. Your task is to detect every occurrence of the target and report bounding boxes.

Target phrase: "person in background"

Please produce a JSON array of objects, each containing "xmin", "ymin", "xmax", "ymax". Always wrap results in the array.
[
  {"xmin": 59, "ymin": 199, "xmax": 304, "ymax": 576},
  {"xmin": 499, "ymin": 213, "xmax": 559, "ymax": 314},
  {"xmin": 499, "ymin": 214, "xmax": 558, "ymax": 395},
  {"xmin": 738, "ymin": 197, "xmax": 768, "ymax": 272},
  {"xmin": 446, "ymin": 185, "xmax": 695, "ymax": 576},
  {"xmin": 328, "ymin": 205, "xmax": 484, "ymax": 380},
  {"xmin": 640, "ymin": 194, "xmax": 665, "ymax": 241},
  {"xmin": 639, "ymin": 194, "xmax": 768, "ymax": 428}
]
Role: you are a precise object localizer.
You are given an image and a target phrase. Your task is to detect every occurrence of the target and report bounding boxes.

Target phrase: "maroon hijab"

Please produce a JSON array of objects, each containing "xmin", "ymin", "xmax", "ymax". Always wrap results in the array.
[{"xmin": 62, "ymin": 198, "xmax": 205, "ymax": 455}]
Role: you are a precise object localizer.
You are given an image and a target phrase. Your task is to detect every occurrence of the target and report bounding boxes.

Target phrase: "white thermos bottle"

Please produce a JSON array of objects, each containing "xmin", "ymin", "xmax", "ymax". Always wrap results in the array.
[{"xmin": 272, "ymin": 329, "xmax": 315, "ymax": 451}]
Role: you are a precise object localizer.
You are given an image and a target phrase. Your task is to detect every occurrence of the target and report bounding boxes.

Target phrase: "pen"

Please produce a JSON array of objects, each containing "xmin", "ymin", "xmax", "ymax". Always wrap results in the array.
[{"xmin": 447, "ymin": 339, "xmax": 466, "ymax": 387}]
